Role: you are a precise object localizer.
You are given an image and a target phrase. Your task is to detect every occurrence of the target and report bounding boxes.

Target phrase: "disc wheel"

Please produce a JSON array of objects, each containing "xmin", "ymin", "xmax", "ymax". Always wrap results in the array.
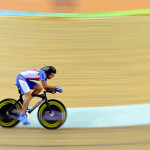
[
  {"xmin": 38, "ymin": 99, "xmax": 67, "ymax": 129},
  {"xmin": 0, "ymin": 99, "xmax": 22, "ymax": 128}
]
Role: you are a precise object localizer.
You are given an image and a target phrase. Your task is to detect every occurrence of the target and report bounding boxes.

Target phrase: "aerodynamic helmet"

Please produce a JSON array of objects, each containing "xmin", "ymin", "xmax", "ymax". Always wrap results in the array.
[{"xmin": 40, "ymin": 66, "xmax": 56, "ymax": 75}]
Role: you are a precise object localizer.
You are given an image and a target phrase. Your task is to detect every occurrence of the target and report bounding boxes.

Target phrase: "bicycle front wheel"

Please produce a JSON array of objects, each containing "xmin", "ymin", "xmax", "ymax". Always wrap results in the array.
[
  {"xmin": 0, "ymin": 99, "xmax": 22, "ymax": 128},
  {"xmin": 38, "ymin": 99, "xmax": 67, "ymax": 129}
]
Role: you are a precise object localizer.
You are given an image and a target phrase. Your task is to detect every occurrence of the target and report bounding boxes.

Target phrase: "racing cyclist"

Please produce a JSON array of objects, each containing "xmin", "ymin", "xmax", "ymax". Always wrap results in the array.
[{"xmin": 16, "ymin": 66, "xmax": 63, "ymax": 125}]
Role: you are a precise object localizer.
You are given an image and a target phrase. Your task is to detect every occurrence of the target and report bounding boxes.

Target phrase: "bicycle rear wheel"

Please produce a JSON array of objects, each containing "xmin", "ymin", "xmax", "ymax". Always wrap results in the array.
[
  {"xmin": 0, "ymin": 99, "xmax": 22, "ymax": 128},
  {"xmin": 38, "ymin": 99, "xmax": 67, "ymax": 129}
]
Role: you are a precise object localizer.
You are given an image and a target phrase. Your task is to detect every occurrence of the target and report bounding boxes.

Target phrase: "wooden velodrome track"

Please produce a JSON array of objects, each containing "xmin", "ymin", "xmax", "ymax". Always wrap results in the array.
[{"xmin": 0, "ymin": 16, "xmax": 150, "ymax": 150}]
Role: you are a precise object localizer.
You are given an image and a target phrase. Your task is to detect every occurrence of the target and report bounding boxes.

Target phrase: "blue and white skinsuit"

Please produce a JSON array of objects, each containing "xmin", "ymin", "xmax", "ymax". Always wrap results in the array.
[{"xmin": 16, "ymin": 69, "xmax": 47, "ymax": 95}]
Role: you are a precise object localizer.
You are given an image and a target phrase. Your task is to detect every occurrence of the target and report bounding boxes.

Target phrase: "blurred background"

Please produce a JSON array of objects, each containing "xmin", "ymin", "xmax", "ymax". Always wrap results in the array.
[
  {"xmin": 0, "ymin": 16, "xmax": 150, "ymax": 108},
  {"xmin": 0, "ymin": 0, "xmax": 150, "ymax": 13},
  {"xmin": 0, "ymin": 0, "xmax": 150, "ymax": 149},
  {"xmin": 0, "ymin": 7, "xmax": 150, "ymax": 108}
]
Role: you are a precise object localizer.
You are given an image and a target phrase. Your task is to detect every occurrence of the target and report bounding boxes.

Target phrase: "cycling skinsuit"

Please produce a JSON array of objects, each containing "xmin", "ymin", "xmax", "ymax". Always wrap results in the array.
[{"xmin": 16, "ymin": 69, "xmax": 47, "ymax": 95}]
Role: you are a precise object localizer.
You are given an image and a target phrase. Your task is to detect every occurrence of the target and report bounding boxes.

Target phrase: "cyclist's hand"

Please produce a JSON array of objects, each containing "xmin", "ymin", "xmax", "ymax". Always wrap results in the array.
[{"xmin": 56, "ymin": 87, "xmax": 63, "ymax": 93}]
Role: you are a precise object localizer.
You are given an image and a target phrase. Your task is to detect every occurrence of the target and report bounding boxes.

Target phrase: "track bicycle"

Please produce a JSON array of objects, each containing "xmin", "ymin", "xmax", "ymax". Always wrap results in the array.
[{"xmin": 0, "ymin": 84, "xmax": 67, "ymax": 129}]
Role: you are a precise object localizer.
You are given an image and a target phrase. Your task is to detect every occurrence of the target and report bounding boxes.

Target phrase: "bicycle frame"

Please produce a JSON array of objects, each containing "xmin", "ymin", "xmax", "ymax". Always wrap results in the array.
[
  {"xmin": 27, "ymin": 91, "xmax": 52, "ymax": 114},
  {"xmin": 8, "ymin": 85, "xmax": 53, "ymax": 115}
]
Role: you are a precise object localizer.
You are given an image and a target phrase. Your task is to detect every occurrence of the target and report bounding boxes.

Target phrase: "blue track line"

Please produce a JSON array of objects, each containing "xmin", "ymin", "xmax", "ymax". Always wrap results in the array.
[{"xmin": 0, "ymin": 8, "xmax": 150, "ymax": 18}]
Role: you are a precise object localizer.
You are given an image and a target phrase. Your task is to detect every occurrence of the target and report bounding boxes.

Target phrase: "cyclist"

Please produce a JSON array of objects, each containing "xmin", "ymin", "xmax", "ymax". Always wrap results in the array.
[{"xmin": 16, "ymin": 66, "xmax": 63, "ymax": 125}]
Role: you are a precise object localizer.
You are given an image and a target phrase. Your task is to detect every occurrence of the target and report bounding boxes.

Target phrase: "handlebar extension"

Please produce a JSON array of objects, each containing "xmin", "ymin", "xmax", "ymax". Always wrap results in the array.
[
  {"xmin": 32, "ymin": 89, "xmax": 57, "ymax": 98},
  {"xmin": 46, "ymin": 89, "xmax": 56, "ymax": 94}
]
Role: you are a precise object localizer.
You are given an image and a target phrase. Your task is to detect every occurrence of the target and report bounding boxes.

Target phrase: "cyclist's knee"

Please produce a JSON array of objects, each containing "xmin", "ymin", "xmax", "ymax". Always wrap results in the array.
[{"xmin": 34, "ymin": 84, "xmax": 42, "ymax": 93}]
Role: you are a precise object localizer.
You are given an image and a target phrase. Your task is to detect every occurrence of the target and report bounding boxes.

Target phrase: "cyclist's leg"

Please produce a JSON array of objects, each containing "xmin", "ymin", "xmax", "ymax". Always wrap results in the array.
[
  {"xmin": 22, "ymin": 92, "xmax": 32, "ymax": 113},
  {"xmin": 27, "ymin": 80, "xmax": 42, "ymax": 95},
  {"xmin": 16, "ymin": 75, "xmax": 32, "ymax": 124},
  {"xmin": 33, "ymin": 84, "xmax": 42, "ymax": 95},
  {"xmin": 18, "ymin": 92, "xmax": 32, "ymax": 124}
]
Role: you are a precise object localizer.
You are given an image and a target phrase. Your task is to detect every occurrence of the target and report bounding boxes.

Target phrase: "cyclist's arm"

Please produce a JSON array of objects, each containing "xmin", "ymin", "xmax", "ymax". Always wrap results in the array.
[{"xmin": 41, "ymin": 80, "xmax": 57, "ymax": 90}]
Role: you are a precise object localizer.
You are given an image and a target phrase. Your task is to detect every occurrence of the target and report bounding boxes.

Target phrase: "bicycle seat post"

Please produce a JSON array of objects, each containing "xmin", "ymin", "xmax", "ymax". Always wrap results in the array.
[{"xmin": 14, "ymin": 83, "xmax": 23, "ymax": 104}]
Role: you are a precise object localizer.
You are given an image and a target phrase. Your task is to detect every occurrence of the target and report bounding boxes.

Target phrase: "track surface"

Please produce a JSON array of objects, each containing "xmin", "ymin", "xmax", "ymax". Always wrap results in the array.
[
  {"xmin": 0, "ymin": 16, "xmax": 150, "ymax": 107},
  {"xmin": 0, "ymin": 16, "xmax": 150, "ymax": 150},
  {"xmin": 0, "ymin": 126, "xmax": 150, "ymax": 150}
]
